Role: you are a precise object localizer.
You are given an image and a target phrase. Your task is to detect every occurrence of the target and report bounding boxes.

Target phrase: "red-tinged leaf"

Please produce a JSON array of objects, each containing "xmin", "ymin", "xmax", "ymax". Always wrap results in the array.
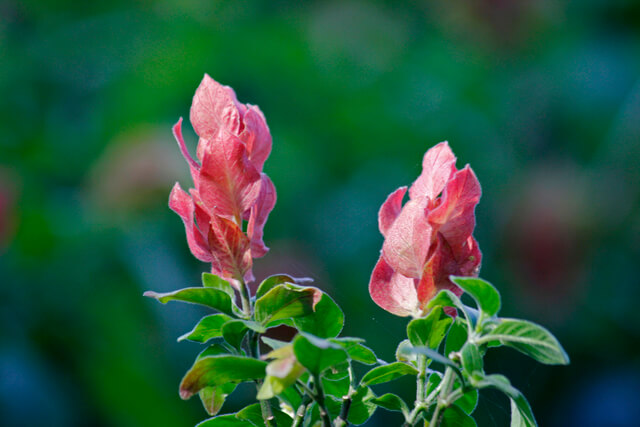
[
  {"xmin": 199, "ymin": 134, "xmax": 261, "ymax": 220},
  {"xmin": 428, "ymin": 166, "xmax": 481, "ymax": 248},
  {"xmin": 368, "ymin": 256, "xmax": 419, "ymax": 317},
  {"xmin": 207, "ymin": 214, "xmax": 253, "ymax": 282},
  {"xmin": 179, "ymin": 355, "xmax": 267, "ymax": 400},
  {"xmin": 169, "ymin": 183, "xmax": 212, "ymax": 262},
  {"xmin": 409, "ymin": 141, "xmax": 457, "ymax": 201},
  {"xmin": 247, "ymin": 174, "xmax": 276, "ymax": 258},
  {"xmin": 382, "ymin": 198, "xmax": 433, "ymax": 278},
  {"xmin": 190, "ymin": 74, "xmax": 243, "ymax": 144},
  {"xmin": 378, "ymin": 186, "xmax": 407, "ymax": 237},
  {"xmin": 240, "ymin": 105, "xmax": 272, "ymax": 172}
]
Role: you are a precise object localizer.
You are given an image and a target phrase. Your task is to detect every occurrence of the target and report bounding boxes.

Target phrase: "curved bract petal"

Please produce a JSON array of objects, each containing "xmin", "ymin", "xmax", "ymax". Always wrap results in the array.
[
  {"xmin": 190, "ymin": 74, "xmax": 243, "ymax": 144},
  {"xmin": 409, "ymin": 141, "xmax": 457, "ymax": 201},
  {"xmin": 207, "ymin": 214, "xmax": 253, "ymax": 282},
  {"xmin": 241, "ymin": 106, "xmax": 272, "ymax": 172},
  {"xmin": 378, "ymin": 186, "xmax": 407, "ymax": 237},
  {"xmin": 199, "ymin": 134, "xmax": 262, "ymax": 220},
  {"xmin": 169, "ymin": 183, "xmax": 212, "ymax": 263},
  {"xmin": 428, "ymin": 165, "xmax": 481, "ymax": 248},
  {"xmin": 369, "ymin": 256, "xmax": 419, "ymax": 317},
  {"xmin": 382, "ymin": 198, "xmax": 433, "ymax": 278},
  {"xmin": 247, "ymin": 174, "xmax": 277, "ymax": 258}
]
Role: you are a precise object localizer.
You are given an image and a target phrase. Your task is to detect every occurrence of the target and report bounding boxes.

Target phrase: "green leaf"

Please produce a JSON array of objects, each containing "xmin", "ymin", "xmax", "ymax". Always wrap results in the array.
[
  {"xmin": 441, "ymin": 404, "xmax": 477, "ymax": 427},
  {"xmin": 199, "ymin": 382, "xmax": 237, "ymax": 416},
  {"xmin": 451, "ymin": 379, "xmax": 479, "ymax": 414},
  {"xmin": 261, "ymin": 336, "xmax": 289, "ymax": 351},
  {"xmin": 347, "ymin": 386, "xmax": 377, "ymax": 425},
  {"xmin": 196, "ymin": 414, "xmax": 247, "ymax": 426},
  {"xmin": 293, "ymin": 292, "xmax": 344, "ymax": 338},
  {"xmin": 461, "ymin": 342, "xmax": 483, "ymax": 374},
  {"xmin": 179, "ymin": 356, "xmax": 267, "ymax": 399},
  {"xmin": 450, "ymin": 276, "xmax": 501, "ymax": 317},
  {"xmin": 425, "ymin": 289, "xmax": 466, "ymax": 315},
  {"xmin": 472, "ymin": 374, "xmax": 537, "ymax": 427},
  {"xmin": 360, "ymin": 362, "xmax": 418, "ymax": 387},
  {"xmin": 481, "ymin": 319, "xmax": 569, "ymax": 365},
  {"xmin": 322, "ymin": 375, "xmax": 350, "ymax": 399},
  {"xmin": 202, "ymin": 273, "xmax": 235, "ymax": 298},
  {"xmin": 510, "ymin": 396, "xmax": 536, "ymax": 427},
  {"xmin": 445, "ymin": 317, "xmax": 469, "ymax": 356},
  {"xmin": 144, "ymin": 287, "xmax": 234, "ymax": 316},
  {"xmin": 254, "ymin": 284, "xmax": 322, "ymax": 326},
  {"xmin": 292, "ymin": 333, "xmax": 348, "ymax": 376},
  {"xmin": 255, "ymin": 274, "xmax": 297, "ymax": 300},
  {"xmin": 236, "ymin": 403, "xmax": 293, "ymax": 427},
  {"xmin": 324, "ymin": 362, "xmax": 350, "ymax": 380},
  {"xmin": 178, "ymin": 314, "xmax": 233, "ymax": 343},
  {"xmin": 371, "ymin": 393, "xmax": 409, "ymax": 418},
  {"xmin": 197, "ymin": 343, "xmax": 231, "ymax": 360},
  {"xmin": 331, "ymin": 337, "xmax": 377, "ymax": 365},
  {"xmin": 407, "ymin": 306, "xmax": 452, "ymax": 349},
  {"xmin": 221, "ymin": 320, "xmax": 249, "ymax": 350}
]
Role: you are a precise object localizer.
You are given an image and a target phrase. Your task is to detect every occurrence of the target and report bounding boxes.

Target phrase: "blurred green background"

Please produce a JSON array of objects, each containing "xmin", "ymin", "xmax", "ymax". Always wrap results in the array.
[{"xmin": 1, "ymin": 0, "xmax": 639, "ymax": 426}]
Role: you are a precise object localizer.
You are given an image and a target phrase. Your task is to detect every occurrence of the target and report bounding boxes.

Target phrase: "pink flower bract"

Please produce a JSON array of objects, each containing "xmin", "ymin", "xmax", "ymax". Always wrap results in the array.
[
  {"xmin": 169, "ymin": 75, "xmax": 276, "ymax": 283},
  {"xmin": 369, "ymin": 142, "xmax": 482, "ymax": 317}
]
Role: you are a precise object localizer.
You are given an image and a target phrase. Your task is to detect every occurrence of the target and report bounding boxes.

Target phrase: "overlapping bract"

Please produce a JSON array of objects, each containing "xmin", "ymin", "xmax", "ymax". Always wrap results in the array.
[
  {"xmin": 369, "ymin": 142, "xmax": 482, "ymax": 317},
  {"xmin": 169, "ymin": 75, "xmax": 276, "ymax": 284}
]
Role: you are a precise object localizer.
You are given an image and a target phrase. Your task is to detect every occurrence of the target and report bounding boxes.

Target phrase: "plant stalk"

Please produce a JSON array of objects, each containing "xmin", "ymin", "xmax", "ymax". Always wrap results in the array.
[
  {"xmin": 292, "ymin": 394, "xmax": 312, "ymax": 427},
  {"xmin": 430, "ymin": 367, "xmax": 455, "ymax": 427},
  {"xmin": 312, "ymin": 375, "xmax": 332, "ymax": 427}
]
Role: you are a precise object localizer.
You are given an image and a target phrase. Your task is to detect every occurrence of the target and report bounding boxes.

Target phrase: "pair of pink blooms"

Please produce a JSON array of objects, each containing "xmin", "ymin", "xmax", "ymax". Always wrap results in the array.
[
  {"xmin": 170, "ymin": 75, "xmax": 276, "ymax": 285},
  {"xmin": 171, "ymin": 76, "xmax": 481, "ymax": 316}
]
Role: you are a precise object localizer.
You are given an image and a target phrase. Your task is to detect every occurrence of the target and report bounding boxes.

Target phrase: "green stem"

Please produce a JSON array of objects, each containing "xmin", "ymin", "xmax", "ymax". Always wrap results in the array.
[
  {"xmin": 238, "ymin": 278, "xmax": 252, "ymax": 318},
  {"xmin": 403, "ymin": 354, "xmax": 429, "ymax": 426},
  {"xmin": 430, "ymin": 367, "xmax": 455, "ymax": 427},
  {"xmin": 334, "ymin": 364, "xmax": 356, "ymax": 427},
  {"xmin": 292, "ymin": 394, "xmax": 312, "ymax": 427},
  {"xmin": 240, "ymin": 281, "xmax": 274, "ymax": 427},
  {"xmin": 416, "ymin": 354, "xmax": 427, "ymax": 402},
  {"xmin": 312, "ymin": 375, "xmax": 332, "ymax": 427}
]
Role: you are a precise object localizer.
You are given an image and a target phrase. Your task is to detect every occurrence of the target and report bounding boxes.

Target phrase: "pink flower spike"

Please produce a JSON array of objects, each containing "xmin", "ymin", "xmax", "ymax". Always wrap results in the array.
[
  {"xmin": 369, "ymin": 256, "xmax": 419, "ymax": 317},
  {"xmin": 247, "ymin": 174, "xmax": 277, "ymax": 258},
  {"xmin": 173, "ymin": 118, "xmax": 200, "ymax": 174},
  {"xmin": 168, "ymin": 183, "xmax": 212, "ymax": 263},
  {"xmin": 428, "ymin": 165, "xmax": 481, "ymax": 249},
  {"xmin": 409, "ymin": 141, "xmax": 457, "ymax": 201},
  {"xmin": 378, "ymin": 186, "xmax": 407, "ymax": 237}
]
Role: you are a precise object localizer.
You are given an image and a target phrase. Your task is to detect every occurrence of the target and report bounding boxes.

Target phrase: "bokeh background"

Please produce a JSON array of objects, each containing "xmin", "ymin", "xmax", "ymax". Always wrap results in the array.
[{"xmin": 2, "ymin": 1, "xmax": 639, "ymax": 426}]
